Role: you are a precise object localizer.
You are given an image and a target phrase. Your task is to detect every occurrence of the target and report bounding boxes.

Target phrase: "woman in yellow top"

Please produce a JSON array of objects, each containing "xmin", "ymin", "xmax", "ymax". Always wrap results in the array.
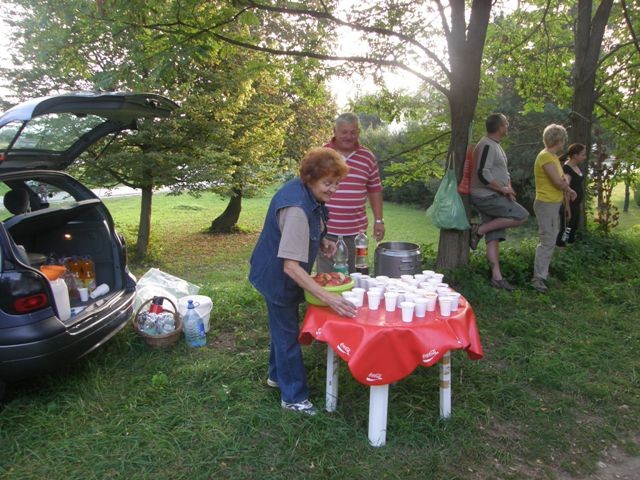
[{"xmin": 531, "ymin": 124, "xmax": 577, "ymax": 292}]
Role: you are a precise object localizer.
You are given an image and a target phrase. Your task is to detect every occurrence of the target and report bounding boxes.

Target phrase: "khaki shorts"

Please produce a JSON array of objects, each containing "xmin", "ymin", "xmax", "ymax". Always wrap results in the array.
[{"xmin": 471, "ymin": 193, "xmax": 529, "ymax": 243}]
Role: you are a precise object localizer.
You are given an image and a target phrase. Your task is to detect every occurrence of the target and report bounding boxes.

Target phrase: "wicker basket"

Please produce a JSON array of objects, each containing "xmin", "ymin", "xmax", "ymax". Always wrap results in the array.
[{"xmin": 132, "ymin": 296, "xmax": 183, "ymax": 348}]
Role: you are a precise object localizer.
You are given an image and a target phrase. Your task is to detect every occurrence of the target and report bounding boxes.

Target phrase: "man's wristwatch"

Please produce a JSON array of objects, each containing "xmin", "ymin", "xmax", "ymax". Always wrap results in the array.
[{"xmin": 375, "ymin": 219, "xmax": 384, "ymax": 224}]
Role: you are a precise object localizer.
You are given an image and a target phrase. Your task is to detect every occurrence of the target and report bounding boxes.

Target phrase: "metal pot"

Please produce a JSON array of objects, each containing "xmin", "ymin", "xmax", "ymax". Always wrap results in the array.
[{"xmin": 374, "ymin": 242, "xmax": 422, "ymax": 277}]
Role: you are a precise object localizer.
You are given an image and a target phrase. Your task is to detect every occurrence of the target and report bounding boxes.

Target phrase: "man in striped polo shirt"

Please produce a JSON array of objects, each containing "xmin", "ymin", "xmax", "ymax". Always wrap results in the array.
[{"xmin": 317, "ymin": 113, "xmax": 385, "ymax": 273}]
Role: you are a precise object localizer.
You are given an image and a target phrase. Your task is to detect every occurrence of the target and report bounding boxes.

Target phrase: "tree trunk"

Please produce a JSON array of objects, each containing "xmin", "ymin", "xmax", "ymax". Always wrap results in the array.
[
  {"xmin": 623, "ymin": 175, "xmax": 630, "ymax": 213},
  {"xmin": 569, "ymin": 0, "xmax": 614, "ymax": 229},
  {"xmin": 435, "ymin": 0, "xmax": 491, "ymax": 270},
  {"xmin": 210, "ymin": 188, "xmax": 243, "ymax": 233},
  {"xmin": 136, "ymin": 184, "xmax": 153, "ymax": 258}
]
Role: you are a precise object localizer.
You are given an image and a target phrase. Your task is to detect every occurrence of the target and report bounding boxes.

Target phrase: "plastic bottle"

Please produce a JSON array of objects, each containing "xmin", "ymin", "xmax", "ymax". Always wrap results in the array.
[
  {"xmin": 81, "ymin": 256, "xmax": 96, "ymax": 291},
  {"xmin": 354, "ymin": 231, "xmax": 369, "ymax": 275},
  {"xmin": 333, "ymin": 235, "xmax": 349, "ymax": 274},
  {"xmin": 149, "ymin": 296, "xmax": 164, "ymax": 314},
  {"xmin": 183, "ymin": 299, "xmax": 206, "ymax": 348}
]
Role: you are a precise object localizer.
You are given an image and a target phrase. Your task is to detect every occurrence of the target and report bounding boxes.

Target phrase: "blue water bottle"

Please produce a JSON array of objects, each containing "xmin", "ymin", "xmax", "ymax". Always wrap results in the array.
[{"xmin": 183, "ymin": 300, "xmax": 206, "ymax": 348}]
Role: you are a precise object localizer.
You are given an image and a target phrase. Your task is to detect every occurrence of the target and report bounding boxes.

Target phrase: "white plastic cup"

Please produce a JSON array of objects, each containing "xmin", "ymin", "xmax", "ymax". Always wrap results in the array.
[
  {"xmin": 436, "ymin": 282, "xmax": 449, "ymax": 289},
  {"xmin": 414, "ymin": 274, "xmax": 426, "ymax": 283},
  {"xmin": 413, "ymin": 288, "xmax": 427, "ymax": 298},
  {"xmin": 78, "ymin": 287, "xmax": 89, "ymax": 302},
  {"xmin": 90, "ymin": 283, "xmax": 110, "ymax": 299},
  {"xmin": 432, "ymin": 273, "xmax": 445, "ymax": 283},
  {"xmin": 439, "ymin": 296, "xmax": 452, "ymax": 317},
  {"xmin": 384, "ymin": 291, "xmax": 398, "ymax": 312},
  {"xmin": 400, "ymin": 274, "xmax": 414, "ymax": 283},
  {"xmin": 414, "ymin": 297, "xmax": 428, "ymax": 317},
  {"xmin": 422, "ymin": 270, "xmax": 435, "ymax": 278},
  {"xmin": 360, "ymin": 275, "xmax": 370, "ymax": 291},
  {"xmin": 351, "ymin": 287, "xmax": 365, "ymax": 307},
  {"xmin": 425, "ymin": 293, "xmax": 437, "ymax": 312},
  {"xmin": 400, "ymin": 301, "xmax": 415, "ymax": 323},
  {"xmin": 449, "ymin": 292, "xmax": 461, "ymax": 310},
  {"xmin": 367, "ymin": 277, "xmax": 379, "ymax": 291},
  {"xmin": 367, "ymin": 290, "xmax": 381, "ymax": 310},
  {"xmin": 396, "ymin": 289, "xmax": 407, "ymax": 304},
  {"xmin": 350, "ymin": 272, "xmax": 363, "ymax": 288},
  {"xmin": 342, "ymin": 291, "xmax": 359, "ymax": 307}
]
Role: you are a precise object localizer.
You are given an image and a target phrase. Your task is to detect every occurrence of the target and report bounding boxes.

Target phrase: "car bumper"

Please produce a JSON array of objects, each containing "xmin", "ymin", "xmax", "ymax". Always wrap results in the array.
[{"xmin": 0, "ymin": 290, "xmax": 134, "ymax": 382}]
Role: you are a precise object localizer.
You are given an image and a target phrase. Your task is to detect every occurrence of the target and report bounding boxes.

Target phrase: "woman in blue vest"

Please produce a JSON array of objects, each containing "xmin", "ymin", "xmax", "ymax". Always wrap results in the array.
[{"xmin": 249, "ymin": 147, "xmax": 357, "ymax": 415}]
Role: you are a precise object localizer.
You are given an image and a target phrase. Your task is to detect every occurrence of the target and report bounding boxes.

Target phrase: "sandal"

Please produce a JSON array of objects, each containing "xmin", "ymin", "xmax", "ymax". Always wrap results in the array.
[
  {"xmin": 491, "ymin": 278, "xmax": 515, "ymax": 292},
  {"xmin": 469, "ymin": 224, "xmax": 483, "ymax": 250}
]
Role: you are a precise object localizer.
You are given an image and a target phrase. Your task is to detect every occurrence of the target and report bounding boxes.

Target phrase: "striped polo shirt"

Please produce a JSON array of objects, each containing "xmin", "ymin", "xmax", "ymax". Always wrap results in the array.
[{"xmin": 324, "ymin": 140, "xmax": 383, "ymax": 236}]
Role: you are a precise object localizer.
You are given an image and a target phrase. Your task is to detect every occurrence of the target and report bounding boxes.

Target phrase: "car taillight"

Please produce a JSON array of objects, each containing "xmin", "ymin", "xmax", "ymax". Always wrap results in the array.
[
  {"xmin": 13, "ymin": 293, "xmax": 49, "ymax": 313},
  {"xmin": 0, "ymin": 270, "xmax": 51, "ymax": 315}
]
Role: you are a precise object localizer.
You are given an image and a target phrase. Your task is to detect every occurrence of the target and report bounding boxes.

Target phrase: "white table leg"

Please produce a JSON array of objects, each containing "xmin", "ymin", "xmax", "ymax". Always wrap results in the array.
[
  {"xmin": 368, "ymin": 384, "xmax": 389, "ymax": 447},
  {"xmin": 439, "ymin": 351, "xmax": 451, "ymax": 419},
  {"xmin": 325, "ymin": 345, "xmax": 339, "ymax": 412}
]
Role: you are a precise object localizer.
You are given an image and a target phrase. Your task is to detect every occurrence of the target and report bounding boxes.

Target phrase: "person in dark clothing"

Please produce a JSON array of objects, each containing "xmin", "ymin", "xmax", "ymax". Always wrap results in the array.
[
  {"xmin": 556, "ymin": 143, "xmax": 586, "ymax": 246},
  {"xmin": 249, "ymin": 147, "xmax": 356, "ymax": 416}
]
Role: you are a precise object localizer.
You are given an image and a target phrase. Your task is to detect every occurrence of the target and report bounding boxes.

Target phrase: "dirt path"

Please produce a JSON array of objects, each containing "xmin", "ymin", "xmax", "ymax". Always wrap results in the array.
[{"xmin": 557, "ymin": 436, "xmax": 640, "ymax": 480}]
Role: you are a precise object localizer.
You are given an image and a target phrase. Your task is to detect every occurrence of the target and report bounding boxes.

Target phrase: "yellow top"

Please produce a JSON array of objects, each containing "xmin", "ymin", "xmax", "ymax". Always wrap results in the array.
[{"xmin": 534, "ymin": 150, "xmax": 564, "ymax": 203}]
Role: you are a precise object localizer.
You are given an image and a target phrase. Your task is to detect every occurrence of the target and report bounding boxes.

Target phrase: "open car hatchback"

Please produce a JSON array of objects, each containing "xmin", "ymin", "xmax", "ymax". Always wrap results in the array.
[{"xmin": 0, "ymin": 92, "xmax": 178, "ymax": 397}]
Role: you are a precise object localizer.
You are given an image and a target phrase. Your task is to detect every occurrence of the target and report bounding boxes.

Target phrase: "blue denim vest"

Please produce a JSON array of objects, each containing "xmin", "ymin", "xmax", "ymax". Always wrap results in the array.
[{"xmin": 249, "ymin": 177, "xmax": 328, "ymax": 306}]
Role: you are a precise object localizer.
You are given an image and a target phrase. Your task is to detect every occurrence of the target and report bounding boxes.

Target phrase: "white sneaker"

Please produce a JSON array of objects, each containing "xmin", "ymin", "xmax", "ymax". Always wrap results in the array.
[
  {"xmin": 281, "ymin": 399, "xmax": 317, "ymax": 416},
  {"xmin": 266, "ymin": 378, "xmax": 279, "ymax": 388}
]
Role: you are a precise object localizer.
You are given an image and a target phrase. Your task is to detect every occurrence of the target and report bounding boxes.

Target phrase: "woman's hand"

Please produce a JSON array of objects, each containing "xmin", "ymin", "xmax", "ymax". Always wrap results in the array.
[
  {"xmin": 320, "ymin": 238, "xmax": 336, "ymax": 258},
  {"xmin": 324, "ymin": 293, "xmax": 357, "ymax": 318}
]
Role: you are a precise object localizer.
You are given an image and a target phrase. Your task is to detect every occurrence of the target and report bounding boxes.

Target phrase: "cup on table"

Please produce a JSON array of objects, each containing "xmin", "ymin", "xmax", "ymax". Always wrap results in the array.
[
  {"xmin": 413, "ymin": 288, "xmax": 427, "ymax": 298},
  {"xmin": 432, "ymin": 273, "xmax": 445, "ymax": 283},
  {"xmin": 448, "ymin": 292, "xmax": 461, "ymax": 310},
  {"xmin": 367, "ymin": 277, "xmax": 379, "ymax": 291},
  {"xmin": 425, "ymin": 293, "xmax": 437, "ymax": 312},
  {"xmin": 400, "ymin": 274, "xmax": 414, "ymax": 283},
  {"xmin": 351, "ymin": 287, "xmax": 365, "ymax": 307},
  {"xmin": 350, "ymin": 272, "xmax": 363, "ymax": 288},
  {"xmin": 422, "ymin": 270, "xmax": 435, "ymax": 278},
  {"xmin": 400, "ymin": 301, "xmax": 415, "ymax": 323},
  {"xmin": 375, "ymin": 275, "xmax": 390, "ymax": 284},
  {"xmin": 384, "ymin": 291, "xmax": 398, "ymax": 312},
  {"xmin": 367, "ymin": 290, "xmax": 382, "ymax": 310},
  {"xmin": 436, "ymin": 282, "xmax": 449, "ymax": 289},
  {"xmin": 414, "ymin": 297, "xmax": 428, "ymax": 318},
  {"xmin": 420, "ymin": 282, "xmax": 437, "ymax": 293},
  {"xmin": 78, "ymin": 287, "xmax": 89, "ymax": 302},
  {"xmin": 360, "ymin": 275, "xmax": 370, "ymax": 291},
  {"xmin": 439, "ymin": 296, "xmax": 453, "ymax": 317},
  {"xmin": 396, "ymin": 289, "xmax": 407, "ymax": 304},
  {"xmin": 341, "ymin": 291, "xmax": 359, "ymax": 308},
  {"xmin": 414, "ymin": 274, "xmax": 426, "ymax": 283}
]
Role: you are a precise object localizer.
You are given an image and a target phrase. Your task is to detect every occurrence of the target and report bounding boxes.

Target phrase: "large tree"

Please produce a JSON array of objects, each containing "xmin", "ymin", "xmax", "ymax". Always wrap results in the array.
[
  {"xmin": 1, "ymin": 0, "xmax": 335, "ymax": 254},
  {"xmin": 190, "ymin": 0, "xmax": 494, "ymax": 269}
]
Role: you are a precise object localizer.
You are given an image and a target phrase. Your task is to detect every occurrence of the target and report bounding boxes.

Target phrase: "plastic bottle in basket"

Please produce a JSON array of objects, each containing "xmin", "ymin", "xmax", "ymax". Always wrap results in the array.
[
  {"xmin": 183, "ymin": 300, "xmax": 206, "ymax": 347},
  {"xmin": 333, "ymin": 235, "xmax": 349, "ymax": 274},
  {"xmin": 354, "ymin": 231, "xmax": 369, "ymax": 275}
]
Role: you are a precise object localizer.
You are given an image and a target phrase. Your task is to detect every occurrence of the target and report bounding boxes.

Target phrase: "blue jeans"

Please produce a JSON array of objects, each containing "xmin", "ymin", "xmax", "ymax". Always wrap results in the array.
[{"xmin": 266, "ymin": 301, "xmax": 308, "ymax": 404}]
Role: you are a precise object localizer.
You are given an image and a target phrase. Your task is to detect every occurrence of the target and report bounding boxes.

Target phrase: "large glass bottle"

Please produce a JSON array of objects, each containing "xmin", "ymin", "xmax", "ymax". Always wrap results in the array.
[{"xmin": 333, "ymin": 235, "xmax": 349, "ymax": 274}]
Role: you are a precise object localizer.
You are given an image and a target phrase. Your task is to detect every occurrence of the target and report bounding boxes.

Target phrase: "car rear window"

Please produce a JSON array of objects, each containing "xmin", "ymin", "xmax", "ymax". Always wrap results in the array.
[
  {"xmin": 0, "ymin": 114, "xmax": 106, "ymax": 152},
  {"xmin": 1, "ymin": 180, "xmax": 78, "ymax": 221}
]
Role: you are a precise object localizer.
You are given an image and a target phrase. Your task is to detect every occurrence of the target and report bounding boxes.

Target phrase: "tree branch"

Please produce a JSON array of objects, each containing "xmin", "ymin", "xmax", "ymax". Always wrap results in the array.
[
  {"xmin": 209, "ymin": 31, "xmax": 449, "ymax": 96},
  {"xmin": 596, "ymin": 100, "xmax": 640, "ymax": 134},
  {"xmin": 621, "ymin": 0, "xmax": 640, "ymax": 56},
  {"xmin": 243, "ymin": 0, "xmax": 451, "ymax": 78}
]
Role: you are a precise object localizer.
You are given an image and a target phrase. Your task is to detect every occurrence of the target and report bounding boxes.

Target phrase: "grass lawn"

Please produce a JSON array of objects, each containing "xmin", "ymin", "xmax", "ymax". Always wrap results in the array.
[{"xmin": 0, "ymin": 184, "xmax": 638, "ymax": 479}]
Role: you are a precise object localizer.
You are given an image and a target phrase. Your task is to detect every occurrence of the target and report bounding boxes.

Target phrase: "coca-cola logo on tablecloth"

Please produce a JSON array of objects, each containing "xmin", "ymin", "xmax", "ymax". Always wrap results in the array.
[
  {"xmin": 366, "ymin": 372, "xmax": 383, "ymax": 382},
  {"xmin": 422, "ymin": 349, "xmax": 439, "ymax": 363},
  {"xmin": 337, "ymin": 342, "xmax": 351, "ymax": 356}
]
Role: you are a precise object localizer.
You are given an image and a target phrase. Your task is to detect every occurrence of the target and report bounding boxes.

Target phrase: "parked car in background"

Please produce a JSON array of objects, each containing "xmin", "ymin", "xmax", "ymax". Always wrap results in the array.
[{"xmin": 0, "ymin": 92, "xmax": 178, "ymax": 397}]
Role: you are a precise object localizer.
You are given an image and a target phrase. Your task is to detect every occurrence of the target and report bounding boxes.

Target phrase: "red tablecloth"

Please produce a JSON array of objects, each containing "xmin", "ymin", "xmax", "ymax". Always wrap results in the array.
[{"xmin": 299, "ymin": 297, "xmax": 483, "ymax": 386}]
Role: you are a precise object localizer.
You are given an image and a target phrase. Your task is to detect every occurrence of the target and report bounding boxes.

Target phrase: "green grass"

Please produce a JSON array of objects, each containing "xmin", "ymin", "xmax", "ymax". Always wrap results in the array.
[{"xmin": 1, "ymin": 185, "xmax": 639, "ymax": 479}]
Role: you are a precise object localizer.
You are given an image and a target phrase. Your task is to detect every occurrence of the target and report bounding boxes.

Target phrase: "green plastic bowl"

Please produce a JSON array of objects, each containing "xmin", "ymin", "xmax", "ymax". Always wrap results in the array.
[{"xmin": 304, "ymin": 278, "xmax": 355, "ymax": 306}]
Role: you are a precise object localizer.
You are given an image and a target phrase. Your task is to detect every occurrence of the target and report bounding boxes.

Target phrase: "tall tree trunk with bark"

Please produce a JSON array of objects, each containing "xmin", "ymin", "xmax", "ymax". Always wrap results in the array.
[
  {"xmin": 210, "ymin": 188, "xmax": 243, "ymax": 233},
  {"xmin": 569, "ymin": 0, "xmax": 614, "ymax": 229},
  {"xmin": 436, "ymin": 0, "xmax": 491, "ymax": 270},
  {"xmin": 136, "ymin": 179, "xmax": 153, "ymax": 258}
]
